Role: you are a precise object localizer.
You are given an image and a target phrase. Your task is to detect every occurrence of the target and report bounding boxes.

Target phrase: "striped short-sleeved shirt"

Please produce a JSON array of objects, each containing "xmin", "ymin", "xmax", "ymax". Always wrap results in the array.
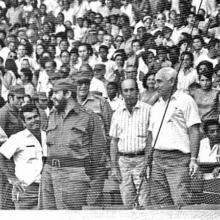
[{"xmin": 109, "ymin": 100, "xmax": 151, "ymax": 153}]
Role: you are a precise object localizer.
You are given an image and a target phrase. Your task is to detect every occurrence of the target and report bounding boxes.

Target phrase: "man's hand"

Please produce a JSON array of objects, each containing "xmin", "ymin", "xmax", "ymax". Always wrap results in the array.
[
  {"xmin": 140, "ymin": 165, "xmax": 151, "ymax": 179},
  {"xmin": 189, "ymin": 160, "xmax": 199, "ymax": 178},
  {"xmin": 212, "ymin": 167, "xmax": 220, "ymax": 179},
  {"xmin": 111, "ymin": 167, "xmax": 122, "ymax": 183},
  {"xmin": 9, "ymin": 177, "xmax": 25, "ymax": 192}
]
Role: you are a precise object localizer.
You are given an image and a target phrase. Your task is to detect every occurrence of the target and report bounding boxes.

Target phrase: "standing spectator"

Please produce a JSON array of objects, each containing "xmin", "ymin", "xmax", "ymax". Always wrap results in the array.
[
  {"xmin": 147, "ymin": 67, "xmax": 201, "ymax": 207},
  {"xmin": 6, "ymin": 0, "xmax": 24, "ymax": 26},
  {"xmin": 0, "ymin": 104, "xmax": 46, "ymax": 209},
  {"xmin": 191, "ymin": 70, "xmax": 220, "ymax": 122},
  {"xmin": 110, "ymin": 78, "xmax": 151, "ymax": 208},
  {"xmin": 120, "ymin": 0, "xmax": 136, "ymax": 27},
  {"xmin": 177, "ymin": 51, "xmax": 198, "ymax": 93},
  {"xmin": 75, "ymin": 66, "xmax": 113, "ymax": 206},
  {"xmin": 0, "ymin": 85, "xmax": 25, "ymax": 209},
  {"xmin": 38, "ymin": 79, "xmax": 106, "ymax": 209}
]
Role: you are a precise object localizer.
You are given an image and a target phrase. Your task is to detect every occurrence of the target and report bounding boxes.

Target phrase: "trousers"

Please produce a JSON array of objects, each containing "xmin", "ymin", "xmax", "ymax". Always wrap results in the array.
[
  {"xmin": 149, "ymin": 150, "xmax": 192, "ymax": 207},
  {"xmin": 12, "ymin": 182, "xmax": 39, "ymax": 210},
  {"xmin": 118, "ymin": 155, "xmax": 149, "ymax": 208},
  {"xmin": 38, "ymin": 164, "xmax": 90, "ymax": 210}
]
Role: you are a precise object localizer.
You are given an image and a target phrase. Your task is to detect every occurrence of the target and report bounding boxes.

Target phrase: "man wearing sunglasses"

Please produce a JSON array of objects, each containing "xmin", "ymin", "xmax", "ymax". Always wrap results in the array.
[{"xmin": 75, "ymin": 64, "xmax": 113, "ymax": 206}]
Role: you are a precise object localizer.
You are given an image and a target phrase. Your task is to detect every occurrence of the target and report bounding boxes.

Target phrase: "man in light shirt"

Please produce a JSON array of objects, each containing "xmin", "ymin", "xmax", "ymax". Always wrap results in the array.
[
  {"xmin": 90, "ymin": 64, "xmax": 108, "ymax": 98},
  {"xmin": 110, "ymin": 78, "xmax": 151, "ymax": 208},
  {"xmin": 198, "ymin": 119, "xmax": 220, "ymax": 179},
  {"xmin": 146, "ymin": 67, "xmax": 201, "ymax": 207},
  {"xmin": 0, "ymin": 104, "xmax": 47, "ymax": 209}
]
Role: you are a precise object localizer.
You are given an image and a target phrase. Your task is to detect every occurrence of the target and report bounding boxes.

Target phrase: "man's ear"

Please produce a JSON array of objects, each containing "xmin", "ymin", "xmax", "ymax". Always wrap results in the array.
[
  {"xmin": 64, "ymin": 90, "xmax": 72, "ymax": 99},
  {"xmin": 22, "ymin": 120, "xmax": 26, "ymax": 128},
  {"xmin": 169, "ymin": 77, "xmax": 176, "ymax": 86}
]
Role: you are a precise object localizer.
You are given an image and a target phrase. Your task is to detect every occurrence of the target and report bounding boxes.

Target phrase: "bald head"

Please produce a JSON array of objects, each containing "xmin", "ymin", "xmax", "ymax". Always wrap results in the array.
[
  {"xmin": 121, "ymin": 78, "xmax": 139, "ymax": 108},
  {"xmin": 156, "ymin": 67, "xmax": 177, "ymax": 81}
]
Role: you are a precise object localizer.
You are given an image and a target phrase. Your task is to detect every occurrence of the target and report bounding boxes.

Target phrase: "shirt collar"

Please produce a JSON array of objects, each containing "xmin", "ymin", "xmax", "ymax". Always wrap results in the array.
[
  {"xmin": 157, "ymin": 90, "xmax": 179, "ymax": 103},
  {"xmin": 122, "ymin": 100, "xmax": 141, "ymax": 111}
]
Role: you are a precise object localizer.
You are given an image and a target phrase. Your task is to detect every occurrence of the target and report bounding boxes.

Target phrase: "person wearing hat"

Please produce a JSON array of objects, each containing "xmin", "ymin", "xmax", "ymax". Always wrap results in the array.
[
  {"xmin": 0, "ymin": 84, "xmax": 25, "ymax": 209},
  {"xmin": 38, "ymin": 78, "xmax": 106, "ymax": 209},
  {"xmin": 75, "ymin": 64, "xmax": 113, "ymax": 206},
  {"xmin": 90, "ymin": 64, "xmax": 108, "ymax": 98}
]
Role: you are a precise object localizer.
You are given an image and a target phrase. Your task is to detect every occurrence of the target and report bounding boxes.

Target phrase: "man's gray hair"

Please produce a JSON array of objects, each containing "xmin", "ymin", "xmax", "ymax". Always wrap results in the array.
[{"xmin": 156, "ymin": 67, "xmax": 177, "ymax": 81}]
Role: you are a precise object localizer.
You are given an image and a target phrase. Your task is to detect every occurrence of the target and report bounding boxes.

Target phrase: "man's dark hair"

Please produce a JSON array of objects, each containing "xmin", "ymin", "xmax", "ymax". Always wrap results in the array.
[
  {"xmin": 193, "ymin": 35, "xmax": 204, "ymax": 46},
  {"xmin": 20, "ymin": 103, "xmax": 39, "ymax": 121},
  {"xmin": 107, "ymin": 81, "xmax": 119, "ymax": 91},
  {"xmin": 208, "ymin": 38, "xmax": 220, "ymax": 49},
  {"xmin": 203, "ymin": 119, "xmax": 220, "ymax": 134},
  {"xmin": 99, "ymin": 45, "xmax": 109, "ymax": 53},
  {"xmin": 181, "ymin": 51, "xmax": 194, "ymax": 63}
]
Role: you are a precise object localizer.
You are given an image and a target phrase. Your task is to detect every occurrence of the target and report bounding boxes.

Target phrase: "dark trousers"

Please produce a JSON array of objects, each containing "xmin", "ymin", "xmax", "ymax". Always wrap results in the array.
[{"xmin": 0, "ymin": 171, "xmax": 14, "ymax": 210}]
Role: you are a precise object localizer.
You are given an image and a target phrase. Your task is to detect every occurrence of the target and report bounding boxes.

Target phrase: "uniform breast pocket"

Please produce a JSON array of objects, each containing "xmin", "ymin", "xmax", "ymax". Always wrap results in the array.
[
  {"xmin": 68, "ymin": 126, "xmax": 87, "ymax": 147},
  {"xmin": 46, "ymin": 125, "xmax": 57, "ymax": 146}
]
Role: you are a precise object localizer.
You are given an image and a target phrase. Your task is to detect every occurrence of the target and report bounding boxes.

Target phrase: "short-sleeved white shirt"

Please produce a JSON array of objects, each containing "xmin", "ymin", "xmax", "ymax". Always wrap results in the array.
[
  {"xmin": 198, "ymin": 137, "xmax": 220, "ymax": 180},
  {"xmin": 109, "ymin": 100, "xmax": 151, "ymax": 153},
  {"xmin": 0, "ymin": 129, "xmax": 47, "ymax": 187},
  {"xmin": 149, "ymin": 91, "xmax": 201, "ymax": 153}
]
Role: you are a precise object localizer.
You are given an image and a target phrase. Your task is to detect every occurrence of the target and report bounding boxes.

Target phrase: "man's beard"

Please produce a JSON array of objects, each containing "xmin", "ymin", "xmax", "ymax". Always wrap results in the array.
[{"xmin": 54, "ymin": 97, "xmax": 67, "ymax": 113}]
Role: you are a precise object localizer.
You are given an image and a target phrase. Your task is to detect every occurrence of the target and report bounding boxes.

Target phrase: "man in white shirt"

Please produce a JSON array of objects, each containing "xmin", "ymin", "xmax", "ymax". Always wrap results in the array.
[
  {"xmin": 0, "ymin": 104, "xmax": 47, "ymax": 209},
  {"xmin": 198, "ymin": 119, "xmax": 220, "ymax": 179},
  {"xmin": 90, "ymin": 64, "xmax": 108, "ymax": 98},
  {"xmin": 146, "ymin": 67, "xmax": 201, "ymax": 207},
  {"xmin": 110, "ymin": 79, "xmax": 151, "ymax": 208},
  {"xmin": 106, "ymin": 81, "xmax": 123, "ymax": 112},
  {"xmin": 192, "ymin": 35, "xmax": 208, "ymax": 66}
]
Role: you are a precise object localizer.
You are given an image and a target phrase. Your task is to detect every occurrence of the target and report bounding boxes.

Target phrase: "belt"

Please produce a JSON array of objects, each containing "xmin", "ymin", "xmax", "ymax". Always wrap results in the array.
[
  {"xmin": 45, "ymin": 157, "xmax": 86, "ymax": 168},
  {"xmin": 118, "ymin": 150, "xmax": 145, "ymax": 158}
]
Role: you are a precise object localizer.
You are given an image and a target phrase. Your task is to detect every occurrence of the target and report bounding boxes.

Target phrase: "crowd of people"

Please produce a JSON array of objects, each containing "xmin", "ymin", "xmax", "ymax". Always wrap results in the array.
[{"xmin": 0, "ymin": 0, "xmax": 219, "ymax": 210}]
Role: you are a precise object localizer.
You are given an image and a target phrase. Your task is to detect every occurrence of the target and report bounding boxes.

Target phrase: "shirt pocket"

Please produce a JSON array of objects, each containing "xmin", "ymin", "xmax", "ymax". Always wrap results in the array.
[
  {"xmin": 136, "ymin": 122, "xmax": 148, "ymax": 138},
  {"xmin": 46, "ymin": 124, "xmax": 57, "ymax": 146},
  {"xmin": 25, "ymin": 147, "xmax": 36, "ymax": 161},
  {"xmin": 66, "ymin": 125, "xmax": 87, "ymax": 148}
]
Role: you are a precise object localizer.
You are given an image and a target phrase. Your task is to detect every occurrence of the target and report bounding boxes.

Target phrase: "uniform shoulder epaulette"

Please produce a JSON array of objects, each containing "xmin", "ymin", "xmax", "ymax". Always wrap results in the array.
[
  {"xmin": 80, "ymin": 106, "xmax": 93, "ymax": 115},
  {"xmin": 93, "ymin": 94, "xmax": 108, "ymax": 102}
]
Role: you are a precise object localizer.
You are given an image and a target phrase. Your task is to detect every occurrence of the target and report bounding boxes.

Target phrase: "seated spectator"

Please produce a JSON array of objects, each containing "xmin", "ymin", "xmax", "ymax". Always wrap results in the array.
[
  {"xmin": 140, "ymin": 72, "xmax": 159, "ymax": 105},
  {"xmin": 198, "ymin": 119, "xmax": 220, "ymax": 180},
  {"xmin": 90, "ymin": 63, "xmax": 108, "ymax": 98},
  {"xmin": 106, "ymin": 81, "xmax": 123, "ymax": 112},
  {"xmin": 19, "ymin": 68, "xmax": 35, "ymax": 97},
  {"xmin": 177, "ymin": 51, "xmax": 198, "ymax": 93},
  {"xmin": 191, "ymin": 70, "xmax": 220, "ymax": 122}
]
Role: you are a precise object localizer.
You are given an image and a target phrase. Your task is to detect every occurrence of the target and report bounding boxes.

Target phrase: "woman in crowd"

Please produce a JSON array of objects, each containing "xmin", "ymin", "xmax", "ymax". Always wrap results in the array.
[
  {"xmin": 140, "ymin": 72, "xmax": 159, "ymax": 105},
  {"xmin": 192, "ymin": 69, "xmax": 220, "ymax": 122},
  {"xmin": 0, "ymin": 58, "xmax": 18, "ymax": 100}
]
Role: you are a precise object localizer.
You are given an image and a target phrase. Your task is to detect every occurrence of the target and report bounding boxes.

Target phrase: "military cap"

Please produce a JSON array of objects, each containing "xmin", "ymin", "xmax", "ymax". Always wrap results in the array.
[
  {"xmin": 38, "ymin": 92, "xmax": 48, "ymax": 100},
  {"xmin": 53, "ymin": 78, "xmax": 76, "ymax": 92},
  {"xmin": 94, "ymin": 64, "xmax": 106, "ymax": 71},
  {"xmin": 49, "ymin": 71, "xmax": 63, "ymax": 80},
  {"xmin": 9, "ymin": 85, "xmax": 25, "ymax": 97}
]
